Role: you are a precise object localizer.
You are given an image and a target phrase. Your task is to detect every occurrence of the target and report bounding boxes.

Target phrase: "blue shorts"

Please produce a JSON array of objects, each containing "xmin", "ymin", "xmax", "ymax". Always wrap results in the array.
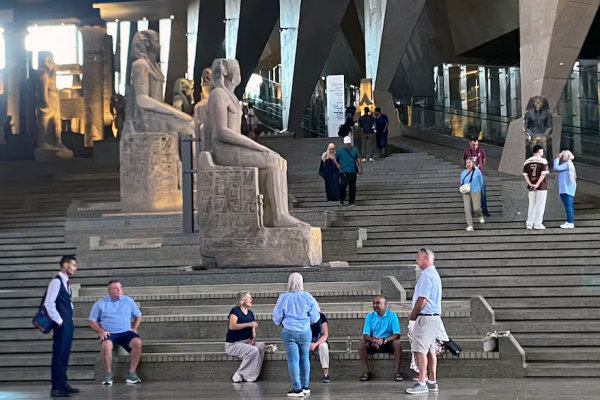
[{"xmin": 106, "ymin": 331, "xmax": 140, "ymax": 353}]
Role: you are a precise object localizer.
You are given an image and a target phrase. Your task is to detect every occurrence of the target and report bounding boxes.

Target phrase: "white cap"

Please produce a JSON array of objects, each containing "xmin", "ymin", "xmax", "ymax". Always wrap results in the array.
[{"xmin": 343, "ymin": 136, "xmax": 352, "ymax": 144}]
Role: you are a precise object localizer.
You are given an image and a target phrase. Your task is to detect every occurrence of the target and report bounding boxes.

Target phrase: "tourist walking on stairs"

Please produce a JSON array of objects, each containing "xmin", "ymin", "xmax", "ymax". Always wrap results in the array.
[
  {"xmin": 460, "ymin": 159, "xmax": 485, "ymax": 231},
  {"xmin": 463, "ymin": 138, "xmax": 490, "ymax": 217},
  {"xmin": 224, "ymin": 291, "xmax": 265, "ymax": 383},
  {"xmin": 523, "ymin": 145, "xmax": 549, "ymax": 230},
  {"xmin": 553, "ymin": 150, "xmax": 577, "ymax": 229},
  {"xmin": 319, "ymin": 143, "xmax": 340, "ymax": 202},
  {"xmin": 45, "ymin": 255, "xmax": 79, "ymax": 398},
  {"xmin": 272, "ymin": 273, "xmax": 320, "ymax": 397},
  {"xmin": 335, "ymin": 136, "xmax": 363, "ymax": 206}
]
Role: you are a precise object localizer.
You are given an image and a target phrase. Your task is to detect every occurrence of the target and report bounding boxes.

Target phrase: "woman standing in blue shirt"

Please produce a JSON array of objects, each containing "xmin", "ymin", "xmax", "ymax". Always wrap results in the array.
[
  {"xmin": 224, "ymin": 291, "xmax": 265, "ymax": 383},
  {"xmin": 272, "ymin": 273, "xmax": 320, "ymax": 397},
  {"xmin": 460, "ymin": 158, "xmax": 485, "ymax": 231},
  {"xmin": 553, "ymin": 151, "xmax": 577, "ymax": 228}
]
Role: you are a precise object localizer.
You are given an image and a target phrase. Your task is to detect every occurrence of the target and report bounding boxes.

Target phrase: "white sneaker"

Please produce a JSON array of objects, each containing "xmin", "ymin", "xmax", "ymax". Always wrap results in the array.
[
  {"xmin": 560, "ymin": 222, "xmax": 575, "ymax": 229},
  {"xmin": 466, "ymin": 226, "xmax": 474, "ymax": 232},
  {"xmin": 232, "ymin": 372, "xmax": 243, "ymax": 383},
  {"xmin": 369, "ymin": 158, "xmax": 374, "ymax": 162},
  {"xmin": 526, "ymin": 224, "xmax": 533, "ymax": 230},
  {"xmin": 362, "ymin": 158, "xmax": 366, "ymax": 162},
  {"xmin": 302, "ymin": 388, "xmax": 311, "ymax": 394},
  {"xmin": 533, "ymin": 224, "xmax": 546, "ymax": 230},
  {"xmin": 479, "ymin": 217, "xmax": 485, "ymax": 224}
]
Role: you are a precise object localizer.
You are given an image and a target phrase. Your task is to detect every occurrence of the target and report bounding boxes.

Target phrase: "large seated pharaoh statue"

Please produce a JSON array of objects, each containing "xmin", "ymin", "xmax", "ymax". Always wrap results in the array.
[
  {"xmin": 120, "ymin": 30, "xmax": 193, "ymax": 213},
  {"xmin": 203, "ymin": 59, "xmax": 305, "ymax": 228},
  {"xmin": 197, "ymin": 59, "xmax": 320, "ymax": 268}
]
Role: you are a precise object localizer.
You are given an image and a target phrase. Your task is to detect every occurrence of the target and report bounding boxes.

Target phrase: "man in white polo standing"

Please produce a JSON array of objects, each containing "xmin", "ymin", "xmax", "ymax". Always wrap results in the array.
[{"xmin": 405, "ymin": 248, "xmax": 442, "ymax": 395}]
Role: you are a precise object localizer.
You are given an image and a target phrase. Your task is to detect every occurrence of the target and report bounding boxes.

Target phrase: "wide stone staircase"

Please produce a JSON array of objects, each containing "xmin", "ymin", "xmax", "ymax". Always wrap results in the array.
[
  {"xmin": 0, "ymin": 136, "xmax": 597, "ymax": 383},
  {"xmin": 267, "ymin": 137, "xmax": 600, "ymax": 378}
]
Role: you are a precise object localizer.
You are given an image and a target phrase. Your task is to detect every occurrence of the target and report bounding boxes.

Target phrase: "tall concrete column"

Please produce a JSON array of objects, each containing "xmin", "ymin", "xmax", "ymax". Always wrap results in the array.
[
  {"xmin": 499, "ymin": 0, "xmax": 600, "ymax": 175},
  {"xmin": 280, "ymin": 0, "xmax": 302, "ymax": 131},
  {"xmin": 79, "ymin": 19, "xmax": 108, "ymax": 147},
  {"xmin": 225, "ymin": 0, "xmax": 241, "ymax": 59},
  {"xmin": 364, "ymin": 0, "xmax": 426, "ymax": 138},
  {"xmin": 3, "ymin": 24, "xmax": 28, "ymax": 137}
]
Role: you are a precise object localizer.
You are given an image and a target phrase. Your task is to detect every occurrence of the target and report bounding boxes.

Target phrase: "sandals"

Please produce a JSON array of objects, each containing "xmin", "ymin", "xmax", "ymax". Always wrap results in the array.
[
  {"xmin": 359, "ymin": 372, "xmax": 371, "ymax": 381},
  {"xmin": 394, "ymin": 372, "xmax": 404, "ymax": 381}
]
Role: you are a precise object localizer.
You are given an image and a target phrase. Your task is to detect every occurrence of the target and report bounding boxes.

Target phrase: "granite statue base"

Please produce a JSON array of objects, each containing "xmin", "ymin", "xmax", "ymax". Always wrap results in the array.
[
  {"xmin": 197, "ymin": 151, "xmax": 322, "ymax": 268},
  {"xmin": 501, "ymin": 177, "xmax": 565, "ymax": 223},
  {"xmin": 120, "ymin": 128, "xmax": 182, "ymax": 213}
]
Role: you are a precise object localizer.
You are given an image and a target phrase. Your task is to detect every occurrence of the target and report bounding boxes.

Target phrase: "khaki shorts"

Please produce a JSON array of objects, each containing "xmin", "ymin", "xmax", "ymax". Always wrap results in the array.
[{"xmin": 411, "ymin": 315, "xmax": 442, "ymax": 354}]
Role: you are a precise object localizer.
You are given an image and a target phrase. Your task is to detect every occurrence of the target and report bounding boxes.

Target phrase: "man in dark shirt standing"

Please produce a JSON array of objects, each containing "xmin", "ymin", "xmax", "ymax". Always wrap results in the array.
[
  {"xmin": 358, "ymin": 107, "xmax": 376, "ymax": 162},
  {"xmin": 374, "ymin": 108, "xmax": 389, "ymax": 158},
  {"xmin": 463, "ymin": 138, "xmax": 490, "ymax": 217}
]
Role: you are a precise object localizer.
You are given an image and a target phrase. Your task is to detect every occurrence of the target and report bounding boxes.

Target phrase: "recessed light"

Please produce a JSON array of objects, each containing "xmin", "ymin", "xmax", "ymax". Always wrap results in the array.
[{"xmin": 170, "ymin": 15, "xmax": 175, "ymax": 20}]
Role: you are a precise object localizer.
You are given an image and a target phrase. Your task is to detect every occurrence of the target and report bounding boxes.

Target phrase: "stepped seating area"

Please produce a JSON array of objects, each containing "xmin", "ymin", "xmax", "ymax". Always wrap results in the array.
[{"xmin": 0, "ymin": 136, "xmax": 599, "ymax": 384}]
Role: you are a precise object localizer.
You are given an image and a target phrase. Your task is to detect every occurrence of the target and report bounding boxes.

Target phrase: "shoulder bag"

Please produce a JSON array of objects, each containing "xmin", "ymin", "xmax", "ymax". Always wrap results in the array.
[
  {"xmin": 459, "ymin": 169, "xmax": 475, "ymax": 194},
  {"xmin": 32, "ymin": 287, "xmax": 55, "ymax": 334},
  {"xmin": 344, "ymin": 148, "xmax": 362, "ymax": 174}
]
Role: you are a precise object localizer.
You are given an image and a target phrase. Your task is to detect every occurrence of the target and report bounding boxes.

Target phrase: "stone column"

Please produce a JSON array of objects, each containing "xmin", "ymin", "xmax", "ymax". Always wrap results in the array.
[
  {"xmin": 280, "ymin": 0, "xmax": 302, "ymax": 132},
  {"xmin": 79, "ymin": 19, "xmax": 108, "ymax": 147},
  {"xmin": 102, "ymin": 35, "xmax": 114, "ymax": 133},
  {"xmin": 225, "ymin": 0, "xmax": 241, "ymax": 59},
  {"xmin": 3, "ymin": 24, "xmax": 28, "ymax": 137}
]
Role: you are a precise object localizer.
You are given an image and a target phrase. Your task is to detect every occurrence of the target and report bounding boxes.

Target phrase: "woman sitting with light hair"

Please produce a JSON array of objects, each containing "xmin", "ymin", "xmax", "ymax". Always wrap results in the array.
[
  {"xmin": 273, "ymin": 273, "xmax": 320, "ymax": 397},
  {"xmin": 224, "ymin": 291, "xmax": 265, "ymax": 383}
]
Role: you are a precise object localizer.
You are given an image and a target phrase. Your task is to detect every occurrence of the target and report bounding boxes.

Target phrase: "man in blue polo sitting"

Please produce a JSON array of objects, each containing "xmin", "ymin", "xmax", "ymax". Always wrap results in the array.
[
  {"xmin": 358, "ymin": 296, "xmax": 403, "ymax": 381},
  {"xmin": 89, "ymin": 280, "xmax": 143, "ymax": 386}
]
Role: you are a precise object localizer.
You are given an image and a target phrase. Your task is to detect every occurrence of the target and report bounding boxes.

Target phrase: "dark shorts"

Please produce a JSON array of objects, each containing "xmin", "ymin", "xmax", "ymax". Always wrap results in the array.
[
  {"xmin": 366, "ymin": 341, "xmax": 395, "ymax": 355},
  {"xmin": 106, "ymin": 331, "xmax": 140, "ymax": 353}
]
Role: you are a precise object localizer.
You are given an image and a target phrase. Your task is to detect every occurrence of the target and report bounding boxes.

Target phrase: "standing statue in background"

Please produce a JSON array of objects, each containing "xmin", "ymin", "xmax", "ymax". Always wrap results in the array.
[
  {"xmin": 172, "ymin": 78, "xmax": 194, "ymax": 115},
  {"xmin": 204, "ymin": 59, "xmax": 306, "ymax": 228},
  {"xmin": 523, "ymin": 96, "xmax": 552, "ymax": 159},
  {"xmin": 110, "ymin": 93, "xmax": 126, "ymax": 137},
  {"xmin": 34, "ymin": 52, "xmax": 73, "ymax": 160},
  {"xmin": 194, "ymin": 68, "xmax": 213, "ymax": 146}
]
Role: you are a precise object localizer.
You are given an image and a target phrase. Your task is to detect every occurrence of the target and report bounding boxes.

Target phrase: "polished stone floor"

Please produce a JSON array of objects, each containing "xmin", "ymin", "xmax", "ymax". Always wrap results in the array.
[{"xmin": 1, "ymin": 379, "xmax": 599, "ymax": 400}]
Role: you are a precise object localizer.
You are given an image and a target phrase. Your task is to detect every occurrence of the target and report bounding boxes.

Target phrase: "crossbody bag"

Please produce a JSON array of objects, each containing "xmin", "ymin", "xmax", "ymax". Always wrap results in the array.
[{"xmin": 459, "ymin": 169, "xmax": 475, "ymax": 194}]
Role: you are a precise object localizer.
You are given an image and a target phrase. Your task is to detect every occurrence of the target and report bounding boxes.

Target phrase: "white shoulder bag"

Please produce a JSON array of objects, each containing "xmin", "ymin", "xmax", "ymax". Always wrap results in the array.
[{"xmin": 459, "ymin": 169, "xmax": 475, "ymax": 194}]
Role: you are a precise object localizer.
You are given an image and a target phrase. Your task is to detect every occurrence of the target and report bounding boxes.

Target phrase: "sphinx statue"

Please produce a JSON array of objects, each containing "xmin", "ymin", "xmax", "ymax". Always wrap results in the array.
[
  {"xmin": 120, "ymin": 30, "xmax": 193, "ymax": 213},
  {"xmin": 34, "ymin": 51, "xmax": 73, "ymax": 160},
  {"xmin": 194, "ymin": 68, "xmax": 213, "ymax": 145},
  {"xmin": 523, "ymin": 95, "xmax": 552, "ymax": 159},
  {"xmin": 172, "ymin": 78, "xmax": 194, "ymax": 115},
  {"xmin": 203, "ymin": 59, "xmax": 306, "ymax": 228}
]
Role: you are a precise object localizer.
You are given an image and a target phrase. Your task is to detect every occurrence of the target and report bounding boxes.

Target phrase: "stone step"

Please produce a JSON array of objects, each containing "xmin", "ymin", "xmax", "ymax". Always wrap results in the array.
[
  {"xmin": 525, "ymin": 348, "xmax": 600, "ymax": 362},
  {"xmin": 293, "ymin": 188, "xmax": 502, "ymax": 199},
  {"xmin": 0, "ymin": 328, "xmax": 97, "ymax": 341},
  {"xmin": 496, "ymin": 309, "xmax": 600, "ymax": 321},
  {"xmin": 405, "ymin": 287, "xmax": 600, "ymax": 299},
  {"xmin": 290, "ymin": 179, "xmax": 503, "ymax": 191},
  {"xmin": 291, "ymin": 181, "xmax": 502, "ymax": 194},
  {"xmin": 299, "ymin": 197, "xmax": 502, "ymax": 208},
  {"xmin": 0, "ymin": 339, "xmax": 99, "ymax": 354},
  {"xmin": 345, "ymin": 249, "xmax": 600, "ymax": 262},
  {"xmin": 142, "ymin": 337, "xmax": 484, "ymax": 354},
  {"xmin": 359, "ymin": 241, "xmax": 600, "ymax": 254},
  {"xmin": 514, "ymin": 333, "xmax": 600, "ymax": 347},
  {"xmin": 0, "ymin": 366, "xmax": 94, "ymax": 382},
  {"xmin": 308, "ymin": 203, "xmax": 503, "ymax": 214},
  {"xmin": 77, "ymin": 281, "xmax": 380, "ymax": 299},
  {"xmin": 0, "ymin": 266, "xmax": 185, "ymax": 282},
  {"xmin": 0, "ymin": 221, "xmax": 66, "ymax": 230},
  {"xmin": 525, "ymin": 362, "xmax": 600, "ymax": 377},
  {"xmin": 349, "ymin": 257, "xmax": 600, "ymax": 269},
  {"xmin": 334, "ymin": 218, "xmax": 600, "ymax": 229},
  {"xmin": 339, "ymin": 206, "xmax": 502, "ymax": 218},
  {"xmin": 364, "ymin": 233, "xmax": 600, "ymax": 246},
  {"xmin": 0, "ymin": 237, "xmax": 65, "ymax": 246},
  {"xmin": 404, "ymin": 275, "xmax": 600, "ymax": 288},
  {"xmin": 0, "ymin": 248, "xmax": 78, "ymax": 258},
  {"xmin": 0, "ymin": 259, "xmax": 191, "ymax": 273},
  {"xmin": 438, "ymin": 266, "xmax": 600, "ymax": 278},
  {"xmin": 488, "ymin": 297, "xmax": 600, "ymax": 308},
  {"xmin": 498, "ymin": 320, "xmax": 600, "ymax": 333},
  {"xmin": 0, "ymin": 353, "xmax": 97, "ymax": 367}
]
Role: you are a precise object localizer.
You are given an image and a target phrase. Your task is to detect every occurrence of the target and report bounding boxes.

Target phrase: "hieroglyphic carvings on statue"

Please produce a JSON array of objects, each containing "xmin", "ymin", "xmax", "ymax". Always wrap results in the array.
[{"xmin": 198, "ymin": 168, "xmax": 261, "ymax": 229}]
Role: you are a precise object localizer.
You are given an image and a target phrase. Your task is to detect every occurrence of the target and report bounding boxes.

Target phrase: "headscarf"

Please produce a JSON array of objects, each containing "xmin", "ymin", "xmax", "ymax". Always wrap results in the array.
[
  {"xmin": 287, "ymin": 272, "xmax": 304, "ymax": 292},
  {"xmin": 561, "ymin": 150, "xmax": 577, "ymax": 182},
  {"xmin": 322, "ymin": 143, "xmax": 335, "ymax": 162}
]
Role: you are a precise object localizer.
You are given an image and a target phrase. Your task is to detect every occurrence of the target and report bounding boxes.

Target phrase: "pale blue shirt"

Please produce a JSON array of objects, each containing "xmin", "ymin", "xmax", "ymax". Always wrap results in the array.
[
  {"xmin": 413, "ymin": 266, "xmax": 442, "ymax": 315},
  {"xmin": 272, "ymin": 291, "xmax": 320, "ymax": 332},
  {"xmin": 460, "ymin": 168, "xmax": 484, "ymax": 193},
  {"xmin": 363, "ymin": 309, "xmax": 401, "ymax": 338},
  {"xmin": 89, "ymin": 295, "xmax": 142, "ymax": 334},
  {"xmin": 553, "ymin": 159, "xmax": 577, "ymax": 196}
]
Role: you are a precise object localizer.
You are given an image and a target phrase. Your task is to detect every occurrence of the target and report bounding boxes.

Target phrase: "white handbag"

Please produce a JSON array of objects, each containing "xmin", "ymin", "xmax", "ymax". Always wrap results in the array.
[{"xmin": 459, "ymin": 170, "xmax": 475, "ymax": 194}]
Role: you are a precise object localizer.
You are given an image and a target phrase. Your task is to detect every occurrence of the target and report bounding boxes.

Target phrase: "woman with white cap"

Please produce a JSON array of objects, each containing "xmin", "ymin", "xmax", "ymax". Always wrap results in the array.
[
  {"xmin": 553, "ymin": 150, "xmax": 577, "ymax": 228},
  {"xmin": 272, "ymin": 273, "xmax": 320, "ymax": 397}
]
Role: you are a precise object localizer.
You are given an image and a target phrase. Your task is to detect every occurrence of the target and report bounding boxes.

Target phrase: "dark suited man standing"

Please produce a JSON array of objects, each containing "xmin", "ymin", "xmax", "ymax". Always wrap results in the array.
[{"xmin": 45, "ymin": 255, "xmax": 79, "ymax": 398}]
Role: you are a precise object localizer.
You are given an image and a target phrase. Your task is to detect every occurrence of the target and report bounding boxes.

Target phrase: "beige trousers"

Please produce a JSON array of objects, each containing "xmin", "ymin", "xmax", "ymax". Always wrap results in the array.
[{"xmin": 463, "ymin": 191, "xmax": 482, "ymax": 227}]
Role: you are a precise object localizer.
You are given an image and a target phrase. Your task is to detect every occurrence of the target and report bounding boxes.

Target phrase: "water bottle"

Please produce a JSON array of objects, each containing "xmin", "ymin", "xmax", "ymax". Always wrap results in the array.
[{"xmin": 346, "ymin": 336, "xmax": 352, "ymax": 353}]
